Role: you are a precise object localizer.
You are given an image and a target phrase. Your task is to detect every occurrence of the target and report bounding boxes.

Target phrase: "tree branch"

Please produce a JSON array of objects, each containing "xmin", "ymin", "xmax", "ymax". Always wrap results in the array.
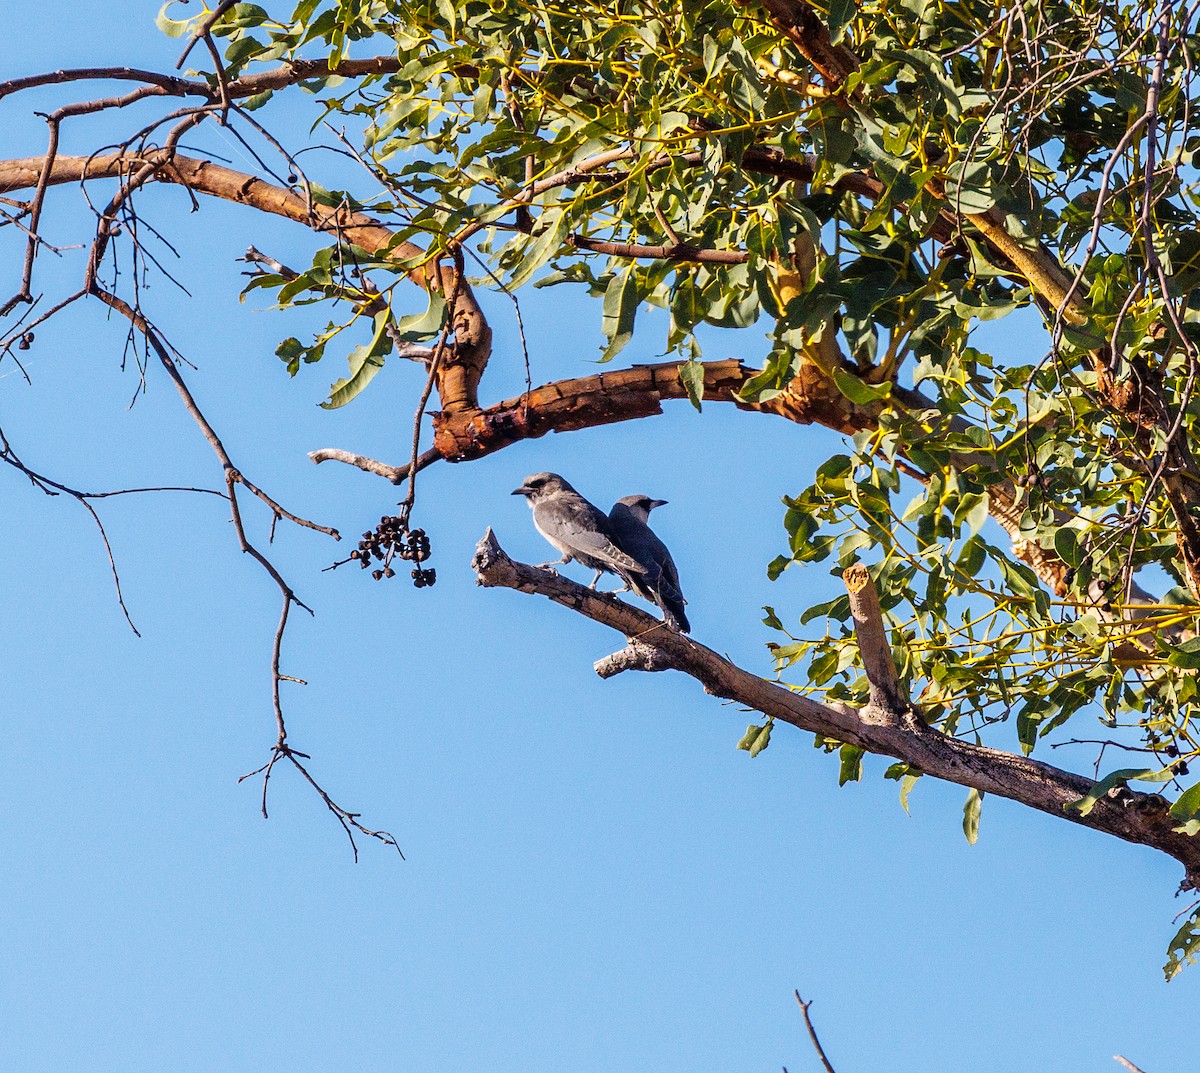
[
  {"xmin": 0, "ymin": 56, "xmax": 406, "ymax": 103},
  {"xmin": 0, "ymin": 149, "xmax": 1159, "ymax": 613},
  {"xmin": 307, "ymin": 446, "xmax": 441, "ymax": 484},
  {"xmin": 568, "ymin": 234, "xmax": 748, "ymax": 264},
  {"xmin": 472, "ymin": 529, "xmax": 1200, "ymax": 889},
  {"xmin": 794, "ymin": 992, "xmax": 839, "ymax": 1073},
  {"xmin": 842, "ymin": 564, "xmax": 908, "ymax": 722}
]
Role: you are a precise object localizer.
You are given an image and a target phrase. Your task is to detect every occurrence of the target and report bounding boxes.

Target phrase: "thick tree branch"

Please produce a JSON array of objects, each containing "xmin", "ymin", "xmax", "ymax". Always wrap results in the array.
[
  {"xmin": 750, "ymin": 0, "xmax": 860, "ymax": 86},
  {"xmin": 0, "ymin": 149, "xmax": 492, "ymax": 413},
  {"xmin": 0, "ymin": 149, "xmax": 1156, "ymax": 609},
  {"xmin": 473, "ymin": 529, "xmax": 1200, "ymax": 889},
  {"xmin": 842, "ymin": 564, "xmax": 909, "ymax": 721}
]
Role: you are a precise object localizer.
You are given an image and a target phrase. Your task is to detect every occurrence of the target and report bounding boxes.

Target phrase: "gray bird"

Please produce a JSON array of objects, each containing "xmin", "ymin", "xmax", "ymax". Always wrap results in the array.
[
  {"xmin": 512, "ymin": 472, "xmax": 646, "ymax": 588},
  {"xmin": 608, "ymin": 494, "xmax": 690, "ymax": 633}
]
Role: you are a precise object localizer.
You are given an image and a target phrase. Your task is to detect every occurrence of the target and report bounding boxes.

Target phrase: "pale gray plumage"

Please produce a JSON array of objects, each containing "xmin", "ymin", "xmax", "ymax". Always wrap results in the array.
[
  {"xmin": 512, "ymin": 472, "xmax": 645, "ymax": 588},
  {"xmin": 608, "ymin": 494, "xmax": 690, "ymax": 633}
]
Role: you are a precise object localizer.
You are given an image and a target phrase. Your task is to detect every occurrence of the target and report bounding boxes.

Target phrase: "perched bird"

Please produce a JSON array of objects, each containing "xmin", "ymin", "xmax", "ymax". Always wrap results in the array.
[
  {"xmin": 608, "ymin": 494, "xmax": 690, "ymax": 633},
  {"xmin": 512, "ymin": 472, "xmax": 646, "ymax": 588}
]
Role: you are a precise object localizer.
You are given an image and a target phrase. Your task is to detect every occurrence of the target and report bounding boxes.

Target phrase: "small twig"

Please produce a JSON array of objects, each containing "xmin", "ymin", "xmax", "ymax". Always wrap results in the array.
[
  {"xmin": 307, "ymin": 446, "xmax": 441, "ymax": 485},
  {"xmin": 176, "ymin": 0, "xmax": 239, "ymax": 69},
  {"xmin": 652, "ymin": 200, "xmax": 683, "ymax": 246},
  {"xmin": 200, "ymin": 31, "xmax": 232, "ymax": 120},
  {"xmin": 242, "ymin": 244, "xmax": 298, "ymax": 279},
  {"xmin": 1172, "ymin": 896, "xmax": 1200, "ymax": 925},
  {"xmin": 568, "ymin": 234, "xmax": 748, "ymax": 264},
  {"xmin": 398, "ymin": 246, "xmax": 464, "ymax": 525},
  {"xmin": 1115, "ymin": 1056, "xmax": 1149, "ymax": 1073},
  {"xmin": 794, "ymin": 993, "xmax": 839, "ymax": 1073},
  {"xmin": 0, "ymin": 424, "xmax": 226, "ymax": 634}
]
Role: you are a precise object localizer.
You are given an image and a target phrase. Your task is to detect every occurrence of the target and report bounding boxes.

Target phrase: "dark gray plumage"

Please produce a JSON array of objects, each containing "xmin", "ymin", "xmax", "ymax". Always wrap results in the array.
[
  {"xmin": 608, "ymin": 494, "xmax": 690, "ymax": 633},
  {"xmin": 512, "ymin": 472, "xmax": 646, "ymax": 588}
]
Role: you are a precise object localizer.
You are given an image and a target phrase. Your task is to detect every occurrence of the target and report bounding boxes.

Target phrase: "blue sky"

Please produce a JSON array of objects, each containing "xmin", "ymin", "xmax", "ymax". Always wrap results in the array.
[{"xmin": 1, "ymin": 6, "xmax": 1196, "ymax": 1072}]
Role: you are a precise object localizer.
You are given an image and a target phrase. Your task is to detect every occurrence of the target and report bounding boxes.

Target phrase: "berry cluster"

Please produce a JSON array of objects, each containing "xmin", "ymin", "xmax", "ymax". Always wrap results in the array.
[
  {"xmin": 1145, "ymin": 731, "xmax": 1189, "ymax": 773},
  {"xmin": 344, "ymin": 516, "xmax": 436, "ymax": 587}
]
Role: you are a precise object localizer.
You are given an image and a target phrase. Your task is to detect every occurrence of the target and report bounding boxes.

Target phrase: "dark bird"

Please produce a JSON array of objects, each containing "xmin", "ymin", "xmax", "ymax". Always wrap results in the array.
[
  {"xmin": 512, "ymin": 472, "xmax": 646, "ymax": 588},
  {"xmin": 608, "ymin": 494, "xmax": 690, "ymax": 633}
]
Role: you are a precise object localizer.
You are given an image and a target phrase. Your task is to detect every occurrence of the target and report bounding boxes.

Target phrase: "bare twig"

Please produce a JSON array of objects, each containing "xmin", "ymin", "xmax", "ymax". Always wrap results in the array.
[
  {"xmin": 568, "ymin": 234, "xmax": 748, "ymax": 264},
  {"xmin": 1115, "ymin": 1056, "xmax": 1149, "ymax": 1073},
  {"xmin": 0, "ymin": 423, "xmax": 229, "ymax": 634},
  {"xmin": 794, "ymin": 993, "xmax": 839, "ymax": 1073},
  {"xmin": 307, "ymin": 446, "xmax": 441, "ymax": 484},
  {"xmin": 176, "ymin": 0, "xmax": 239, "ymax": 69}
]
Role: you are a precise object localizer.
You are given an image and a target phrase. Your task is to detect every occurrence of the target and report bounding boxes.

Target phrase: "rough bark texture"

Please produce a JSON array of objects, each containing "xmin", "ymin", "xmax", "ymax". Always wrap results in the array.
[{"xmin": 473, "ymin": 530, "xmax": 1200, "ymax": 890}]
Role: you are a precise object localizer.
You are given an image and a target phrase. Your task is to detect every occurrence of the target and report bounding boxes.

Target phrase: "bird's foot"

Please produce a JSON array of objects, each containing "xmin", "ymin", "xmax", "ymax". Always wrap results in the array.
[{"xmin": 534, "ymin": 561, "xmax": 562, "ymax": 574}]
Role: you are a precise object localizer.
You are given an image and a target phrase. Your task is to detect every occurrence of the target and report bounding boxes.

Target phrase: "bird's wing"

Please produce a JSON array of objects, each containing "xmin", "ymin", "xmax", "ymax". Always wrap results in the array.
[
  {"xmin": 546, "ymin": 496, "xmax": 647, "ymax": 574},
  {"xmin": 569, "ymin": 526, "xmax": 647, "ymax": 573},
  {"xmin": 658, "ymin": 548, "xmax": 685, "ymax": 604}
]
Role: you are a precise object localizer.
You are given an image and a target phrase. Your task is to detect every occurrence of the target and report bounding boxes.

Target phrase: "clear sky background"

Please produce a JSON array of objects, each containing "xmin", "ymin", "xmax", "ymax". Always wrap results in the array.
[{"xmin": 1, "ymin": 6, "xmax": 1196, "ymax": 1072}]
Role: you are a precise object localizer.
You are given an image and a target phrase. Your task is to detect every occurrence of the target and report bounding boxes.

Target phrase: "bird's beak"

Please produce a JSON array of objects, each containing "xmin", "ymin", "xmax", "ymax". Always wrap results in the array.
[
  {"xmin": 512, "ymin": 486, "xmax": 532, "ymax": 497},
  {"xmin": 648, "ymin": 499, "xmax": 668, "ymax": 510}
]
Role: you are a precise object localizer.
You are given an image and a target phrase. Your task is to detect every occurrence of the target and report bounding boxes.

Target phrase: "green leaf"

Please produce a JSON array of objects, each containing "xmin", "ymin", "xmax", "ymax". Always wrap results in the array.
[
  {"xmin": 320, "ymin": 309, "xmax": 395, "ymax": 409},
  {"xmin": 767, "ymin": 555, "xmax": 792, "ymax": 580},
  {"xmin": 601, "ymin": 267, "xmax": 639, "ymax": 361},
  {"xmin": 1167, "ymin": 637, "xmax": 1200, "ymax": 670},
  {"xmin": 155, "ymin": 1, "xmax": 196, "ymax": 37},
  {"xmin": 1170, "ymin": 780, "xmax": 1200, "ymax": 834},
  {"xmin": 831, "ymin": 367, "xmax": 892, "ymax": 405},
  {"xmin": 962, "ymin": 787, "xmax": 983, "ymax": 844},
  {"xmin": 828, "ymin": 0, "xmax": 856, "ymax": 43},
  {"xmin": 838, "ymin": 744, "xmax": 864, "ymax": 785},
  {"xmin": 393, "ymin": 291, "xmax": 448, "ymax": 342},
  {"xmin": 1053, "ymin": 527, "xmax": 1086, "ymax": 568},
  {"xmin": 1066, "ymin": 767, "xmax": 1166, "ymax": 817},
  {"xmin": 276, "ymin": 337, "xmax": 305, "ymax": 376},
  {"xmin": 737, "ymin": 720, "xmax": 773, "ymax": 758},
  {"xmin": 1165, "ymin": 905, "xmax": 1200, "ymax": 980},
  {"xmin": 679, "ymin": 358, "xmax": 705, "ymax": 412},
  {"xmin": 240, "ymin": 89, "xmax": 274, "ymax": 111}
]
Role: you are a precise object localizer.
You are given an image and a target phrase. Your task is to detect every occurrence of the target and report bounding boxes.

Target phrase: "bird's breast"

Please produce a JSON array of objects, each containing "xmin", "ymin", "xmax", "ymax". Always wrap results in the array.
[{"xmin": 532, "ymin": 511, "xmax": 573, "ymax": 558}]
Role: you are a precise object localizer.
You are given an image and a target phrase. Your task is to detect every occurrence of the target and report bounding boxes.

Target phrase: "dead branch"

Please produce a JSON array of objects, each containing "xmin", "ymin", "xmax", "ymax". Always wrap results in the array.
[
  {"xmin": 794, "ymin": 992, "xmax": 839, "ymax": 1073},
  {"xmin": 842, "ymin": 564, "xmax": 909, "ymax": 722},
  {"xmin": 307, "ymin": 446, "xmax": 441, "ymax": 484},
  {"xmin": 568, "ymin": 234, "xmax": 749, "ymax": 264},
  {"xmin": 472, "ymin": 529, "xmax": 1200, "ymax": 889}
]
